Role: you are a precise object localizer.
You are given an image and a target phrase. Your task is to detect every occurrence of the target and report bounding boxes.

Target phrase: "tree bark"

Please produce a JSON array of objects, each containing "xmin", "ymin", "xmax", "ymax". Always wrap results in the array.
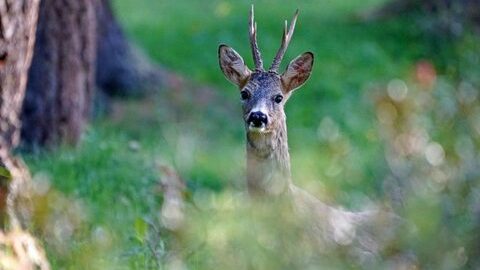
[
  {"xmin": 95, "ymin": 0, "xmax": 165, "ymax": 97},
  {"xmin": 0, "ymin": 0, "xmax": 40, "ymax": 151},
  {"xmin": 0, "ymin": 0, "xmax": 39, "ymax": 225},
  {"xmin": 21, "ymin": 0, "xmax": 96, "ymax": 148}
]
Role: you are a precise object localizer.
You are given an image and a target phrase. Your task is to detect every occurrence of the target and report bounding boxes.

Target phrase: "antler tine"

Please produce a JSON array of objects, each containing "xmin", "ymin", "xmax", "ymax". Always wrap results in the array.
[
  {"xmin": 249, "ymin": 5, "xmax": 264, "ymax": 71},
  {"xmin": 269, "ymin": 9, "xmax": 299, "ymax": 72}
]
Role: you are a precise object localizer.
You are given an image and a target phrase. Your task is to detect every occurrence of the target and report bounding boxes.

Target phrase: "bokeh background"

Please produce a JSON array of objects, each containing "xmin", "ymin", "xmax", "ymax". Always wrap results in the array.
[{"xmin": 5, "ymin": 0, "xmax": 479, "ymax": 269}]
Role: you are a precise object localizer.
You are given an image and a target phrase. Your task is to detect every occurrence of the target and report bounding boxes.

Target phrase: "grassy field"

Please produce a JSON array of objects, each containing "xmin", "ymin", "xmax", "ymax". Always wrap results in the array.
[{"xmin": 22, "ymin": 0, "xmax": 480, "ymax": 269}]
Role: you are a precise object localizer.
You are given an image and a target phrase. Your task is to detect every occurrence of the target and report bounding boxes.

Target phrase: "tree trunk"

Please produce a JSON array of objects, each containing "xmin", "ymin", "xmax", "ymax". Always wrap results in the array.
[
  {"xmin": 0, "ymin": 0, "xmax": 39, "ymax": 151},
  {"xmin": 0, "ymin": 0, "xmax": 39, "ymax": 225},
  {"xmin": 95, "ymin": 0, "xmax": 165, "ymax": 97},
  {"xmin": 21, "ymin": 0, "xmax": 96, "ymax": 148}
]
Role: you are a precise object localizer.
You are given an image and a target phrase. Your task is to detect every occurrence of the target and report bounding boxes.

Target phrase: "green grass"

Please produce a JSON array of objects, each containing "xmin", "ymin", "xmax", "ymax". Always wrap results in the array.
[
  {"xmin": 110, "ymin": 0, "xmax": 432, "ymax": 203},
  {"xmin": 21, "ymin": 0, "xmax": 476, "ymax": 268}
]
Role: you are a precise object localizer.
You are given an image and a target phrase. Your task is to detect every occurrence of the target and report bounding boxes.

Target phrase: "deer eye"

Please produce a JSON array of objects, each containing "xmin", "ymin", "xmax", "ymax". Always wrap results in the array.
[
  {"xmin": 240, "ymin": 90, "xmax": 250, "ymax": 100},
  {"xmin": 274, "ymin": 94, "xmax": 283, "ymax": 104}
]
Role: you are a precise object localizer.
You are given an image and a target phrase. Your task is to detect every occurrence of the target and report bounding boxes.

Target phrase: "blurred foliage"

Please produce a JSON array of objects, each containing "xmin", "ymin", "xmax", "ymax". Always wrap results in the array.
[{"xmin": 18, "ymin": 0, "xmax": 480, "ymax": 269}]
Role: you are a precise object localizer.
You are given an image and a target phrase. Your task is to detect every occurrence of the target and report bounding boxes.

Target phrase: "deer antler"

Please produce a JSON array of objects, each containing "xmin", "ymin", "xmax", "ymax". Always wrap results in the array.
[
  {"xmin": 249, "ymin": 5, "xmax": 264, "ymax": 71},
  {"xmin": 269, "ymin": 9, "xmax": 299, "ymax": 73}
]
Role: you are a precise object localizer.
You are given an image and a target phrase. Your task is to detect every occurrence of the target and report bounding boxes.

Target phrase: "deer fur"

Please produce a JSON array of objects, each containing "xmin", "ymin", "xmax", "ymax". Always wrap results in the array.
[{"xmin": 218, "ymin": 6, "xmax": 400, "ymax": 256}]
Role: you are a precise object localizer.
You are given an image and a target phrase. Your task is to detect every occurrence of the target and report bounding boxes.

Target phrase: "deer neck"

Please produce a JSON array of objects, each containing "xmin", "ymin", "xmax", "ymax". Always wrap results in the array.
[{"xmin": 246, "ymin": 118, "xmax": 292, "ymax": 196}]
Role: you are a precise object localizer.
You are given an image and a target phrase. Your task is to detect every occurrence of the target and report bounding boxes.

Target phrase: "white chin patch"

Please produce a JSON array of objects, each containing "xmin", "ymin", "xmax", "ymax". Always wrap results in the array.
[{"xmin": 248, "ymin": 123, "xmax": 266, "ymax": 133}]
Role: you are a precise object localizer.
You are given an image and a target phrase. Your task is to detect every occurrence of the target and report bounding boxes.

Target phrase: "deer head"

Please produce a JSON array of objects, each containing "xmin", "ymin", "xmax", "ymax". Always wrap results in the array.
[{"xmin": 218, "ymin": 6, "xmax": 314, "ymax": 139}]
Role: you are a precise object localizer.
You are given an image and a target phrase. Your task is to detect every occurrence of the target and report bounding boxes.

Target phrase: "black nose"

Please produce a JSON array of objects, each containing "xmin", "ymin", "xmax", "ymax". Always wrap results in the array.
[{"xmin": 247, "ymin": 111, "xmax": 268, "ymax": 127}]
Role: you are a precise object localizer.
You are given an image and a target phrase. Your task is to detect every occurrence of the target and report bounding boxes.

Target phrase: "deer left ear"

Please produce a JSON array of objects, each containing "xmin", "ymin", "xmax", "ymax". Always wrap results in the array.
[{"xmin": 281, "ymin": 52, "xmax": 314, "ymax": 93}]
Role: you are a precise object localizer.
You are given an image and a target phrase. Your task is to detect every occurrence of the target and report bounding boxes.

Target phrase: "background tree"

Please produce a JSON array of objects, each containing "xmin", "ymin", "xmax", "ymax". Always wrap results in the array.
[
  {"xmin": 21, "ymin": 0, "xmax": 96, "ymax": 149},
  {"xmin": 364, "ymin": 0, "xmax": 480, "ymax": 34},
  {"xmin": 22, "ymin": 0, "xmax": 164, "ymax": 149},
  {"xmin": 95, "ymin": 0, "xmax": 165, "ymax": 97}
]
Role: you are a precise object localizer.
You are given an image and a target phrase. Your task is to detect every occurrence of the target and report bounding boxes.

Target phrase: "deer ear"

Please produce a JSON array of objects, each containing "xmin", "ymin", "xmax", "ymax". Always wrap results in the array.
[
  {"xmin": 281, "ymin": 52, "xmax": 314, "ymax": 93},
  {"xmin": 218, "ymin": 45, "xmax": 251, "ymax": 87}
]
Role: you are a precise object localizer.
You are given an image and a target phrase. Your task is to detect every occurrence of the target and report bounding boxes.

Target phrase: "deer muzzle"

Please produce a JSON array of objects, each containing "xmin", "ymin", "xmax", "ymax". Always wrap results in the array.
[{"xmin": 247, "ymin": 111, "xmax": 268, "ymax": 131}]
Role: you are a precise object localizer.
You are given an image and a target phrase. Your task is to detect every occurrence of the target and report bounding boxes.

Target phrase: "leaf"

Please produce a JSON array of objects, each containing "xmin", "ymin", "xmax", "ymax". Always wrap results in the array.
[
  {"xmin": 0, "ymin": 166, "xmax": 12, "ymax": 181},
  {"xmin": 134, "ymin": 217, "xmax": 148, "ymax": 244}
]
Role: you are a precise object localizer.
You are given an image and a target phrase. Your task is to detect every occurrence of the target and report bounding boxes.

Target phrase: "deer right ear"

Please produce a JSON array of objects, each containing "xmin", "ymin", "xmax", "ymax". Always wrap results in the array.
[{"xmin": 218, "ymin": 45, "xmax": 251, "ymax": 88}]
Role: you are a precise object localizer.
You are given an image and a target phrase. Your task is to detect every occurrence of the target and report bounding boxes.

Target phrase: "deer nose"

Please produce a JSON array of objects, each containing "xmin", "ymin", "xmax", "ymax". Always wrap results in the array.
[{"xmin": 247, "ymin": 111, "xmax": 268, "ymax": 127}]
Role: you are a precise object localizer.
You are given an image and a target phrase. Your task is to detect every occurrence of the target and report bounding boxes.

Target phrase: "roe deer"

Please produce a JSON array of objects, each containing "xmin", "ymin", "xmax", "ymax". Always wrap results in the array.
[{"xmin": 218, "ymin": 6, "xmax": 401, "ymax": 258}]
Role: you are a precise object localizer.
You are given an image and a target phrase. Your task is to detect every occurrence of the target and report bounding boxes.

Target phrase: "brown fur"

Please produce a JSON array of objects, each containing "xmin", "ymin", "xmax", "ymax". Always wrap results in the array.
[{"xmin": 219, "ymin": 47, "xmax": 313, "ymax": 196}]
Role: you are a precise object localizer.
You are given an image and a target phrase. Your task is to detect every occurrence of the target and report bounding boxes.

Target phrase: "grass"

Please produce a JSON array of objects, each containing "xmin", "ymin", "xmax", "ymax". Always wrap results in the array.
[
  {"xmin": 109, "ymin": 0, "xmax": 436, "ymax": 204},
  {"xmin": 21, "ymin": 0, "xmax": 478, "ymax": 268}
]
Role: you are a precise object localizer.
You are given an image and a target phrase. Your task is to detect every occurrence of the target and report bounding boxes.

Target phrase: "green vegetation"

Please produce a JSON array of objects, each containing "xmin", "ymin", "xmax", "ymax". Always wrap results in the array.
[{"xmin": 23, "ymin": 0, "xmax": 480, "ymax": 269}]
